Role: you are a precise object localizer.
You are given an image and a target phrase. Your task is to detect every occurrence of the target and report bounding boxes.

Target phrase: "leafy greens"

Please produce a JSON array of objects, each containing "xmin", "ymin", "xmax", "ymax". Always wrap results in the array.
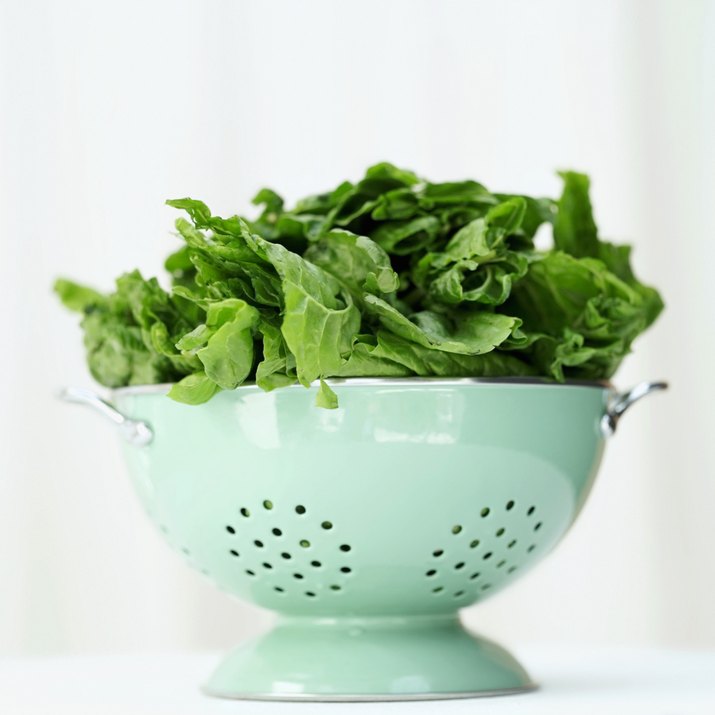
[{"xmin": 55, "ymin": 163, "xmax": 663, "ymax": 407}]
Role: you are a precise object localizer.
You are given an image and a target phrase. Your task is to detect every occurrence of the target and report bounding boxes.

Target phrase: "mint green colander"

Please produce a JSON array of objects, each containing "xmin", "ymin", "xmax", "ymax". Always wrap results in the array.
[{"xmin": 62, "ymin": 378, "xmax": 666, "ymax": 701}]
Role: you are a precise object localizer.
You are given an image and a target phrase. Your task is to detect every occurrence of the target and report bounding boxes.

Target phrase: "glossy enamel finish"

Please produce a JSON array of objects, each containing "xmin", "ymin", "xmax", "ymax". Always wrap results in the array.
[
  {"xmin": 112, "ymin": 380, "xmax": 609, "ymax": 698},
  {"xmin": 205, "ymin": 616, "xmax": 535, "ymax": 700}
]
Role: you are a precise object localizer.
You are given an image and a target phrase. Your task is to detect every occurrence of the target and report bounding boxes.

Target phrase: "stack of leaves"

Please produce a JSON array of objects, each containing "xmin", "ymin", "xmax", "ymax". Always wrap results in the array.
[{"xmin": 55, "ymin": 163, "xmax": 663, "ymax": 407}]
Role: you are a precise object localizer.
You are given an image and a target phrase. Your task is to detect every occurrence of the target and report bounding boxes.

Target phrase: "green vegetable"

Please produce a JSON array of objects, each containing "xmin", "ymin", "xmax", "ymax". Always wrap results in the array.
[{"xmin": 55, "ymin": 163, "xmax": 663, "ymax": 407}]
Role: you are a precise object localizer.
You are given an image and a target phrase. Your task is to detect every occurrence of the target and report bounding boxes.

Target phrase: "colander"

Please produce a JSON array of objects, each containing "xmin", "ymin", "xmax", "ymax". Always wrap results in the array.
[{"xmin": 61, "ymin": 377, "xmax": 666, "ymax": 701}]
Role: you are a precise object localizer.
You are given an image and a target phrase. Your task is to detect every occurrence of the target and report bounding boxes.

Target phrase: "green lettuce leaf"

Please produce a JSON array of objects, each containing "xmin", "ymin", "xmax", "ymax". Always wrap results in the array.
[
  {"xmin": 168, "ymin": 372, "xmax": 220, "ymax": 405},
  {"xmin": 364, "ymin": 295, "xmax": 519, "ymax": 355},
  {"xmin": 412, "ymin": 198, "xmax": 532, "ymax": 306},
  {"xmin": 553, "ymin": 171, "xmax": 600, "ymax": 258},
  {"xmin": 304, "ymin": 229, "xmax": 399, "ymax": 300},
  {"xmin": 364, "ymin": 330, "xmax": 535, "ymax": 377},
  {"xmin": 255, "ymin": 321, "xmax": 297, "ymax": 391},
  {"xmin": 242, "ymin": 228, "xmax": 361, "ymax": 387},
  {"xmin": 506, "ymin": 251, "xmax": 659, "ymax": 380}
]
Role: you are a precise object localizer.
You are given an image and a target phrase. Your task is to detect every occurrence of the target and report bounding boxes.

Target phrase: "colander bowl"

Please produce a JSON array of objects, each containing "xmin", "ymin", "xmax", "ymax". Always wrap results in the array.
[{"xmin": 62, "ymin": 377, "xmax": 666, "ymax": 701}]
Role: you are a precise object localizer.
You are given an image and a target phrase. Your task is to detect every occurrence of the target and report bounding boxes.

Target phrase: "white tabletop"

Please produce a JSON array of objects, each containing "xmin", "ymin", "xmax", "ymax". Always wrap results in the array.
[{"xmin": 1, "ymin": 645, "xmax": 714, "ymax": 715}]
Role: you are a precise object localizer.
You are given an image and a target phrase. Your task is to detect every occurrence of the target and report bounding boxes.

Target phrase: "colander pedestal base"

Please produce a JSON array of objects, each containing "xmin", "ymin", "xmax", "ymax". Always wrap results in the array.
[{"xmin": 203, "ymin": 614, "xmax": 534, "ymax": 702}]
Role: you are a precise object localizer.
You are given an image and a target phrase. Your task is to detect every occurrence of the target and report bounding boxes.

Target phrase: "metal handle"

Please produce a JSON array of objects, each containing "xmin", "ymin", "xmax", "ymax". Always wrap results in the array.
[
  {"xmin": 60, "ymin": 387, "xmax": 154, "ymax": 447},
  {"xmin": 601, "ymin": 381, "xmax": 668, "ymax": 437}
]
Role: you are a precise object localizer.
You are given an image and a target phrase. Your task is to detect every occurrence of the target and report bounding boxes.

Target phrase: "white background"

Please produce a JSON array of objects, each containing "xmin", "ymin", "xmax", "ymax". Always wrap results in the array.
[{"xmin": 1, "ymin": 0, "xmax": 713, "ymax": 656}]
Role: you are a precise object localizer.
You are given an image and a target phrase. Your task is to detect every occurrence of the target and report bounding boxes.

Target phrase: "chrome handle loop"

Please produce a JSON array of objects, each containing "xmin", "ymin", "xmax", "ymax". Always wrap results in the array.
[
  {"xmin": 600, "ymin": 381, "xmax": 668, "ymax": 437},
  {"xmin": 60, "ymin": 387, "xmax": 153, "ymax": 447}
]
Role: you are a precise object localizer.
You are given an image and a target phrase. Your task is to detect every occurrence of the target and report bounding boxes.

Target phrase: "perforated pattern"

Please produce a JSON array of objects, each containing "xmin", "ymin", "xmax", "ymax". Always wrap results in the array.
[
  {"xmin": 224, "ymin": 499, "xmax": 352, "ymax": 599},
  {"xmin": 425, "ymin": 501, "xmax": 543, "ymax": 600}
]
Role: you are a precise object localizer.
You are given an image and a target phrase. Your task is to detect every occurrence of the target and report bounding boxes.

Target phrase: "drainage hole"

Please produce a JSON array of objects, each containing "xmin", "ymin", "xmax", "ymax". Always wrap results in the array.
[
  {"xmin": 293, "ymin": 573, "xmax": 304, "ymax": 580},
  {"xmin": 469, "ymin": 572, "xmax": 480, "ymax": 580},
  {"xmin": 481, "ymin": 583, "xmax": 492, "ymax": 591},
  {"xmin": 480, "ymin": 507, "xmax": 490, "ymax": 518},
  {"xmin": 340, "ymin": 566, "xmax": 352, "ymax": 574},
  {"xmin": 454, "ymin": 562, "xmax": 465, "ymax": 570},
  {"xmin": 483, "ymin": 552, "xmax": 493, "ymax": 560},
  {"xmin": 262, "ymin": 562, "xmax": 273, "ymax": 570},
  {"xmin": 432, "ymin": 549, "xmax": 444, "ymax": 558},
  {"xmin": 451, "ymin": 525, "xmax": 462, "ymax": 534},
  {"xmin": 527, "ymin": 544, "xmax": 536, "ymax": 553},
  {"xmin": 527, "ymin": 506, "xmax": 536, "ymax": 516},
  {"xmin": 469, "ymin": 540, "xmax": 480, "ymax": 549},
  {"xmin": 299, "ymin": 539, "xmax": 311, "ymax": 548},
  {"xmin": 310, "ymin": 560, "xmax": 322, "ymax": 568},
  {"xmin": 534, "ymin": 522, "xmax": 543, "ymax": 532},
  {"xmin": 295, "ymin": 505, "xmax": 306, "ymax": 515},
  {"xmin": 508, "ymin": 540, "xmax": 517, "ymax": 549},
  {"xmin": 507, "ymin": 566, "xmax": 517, "ymax": 574},
  {"xmin": 229, "ymin": 549, "xmax": 240, "ymax": 557},
  {"xmin": 274, "ymin": 586, "xmax": 284, "ymax": 593},
  {"xmin": 254, "ymin": 540, "xmax": 264, "ymax": 548},
  {"xmin": 454, "ymin": 590, "xmax": 465, "ymax": 598},
  {"xmin": 506, "ymin": 500, "xmax": 515, "ymax": 511},
  {"xmin": 426, "ymin": 569, "xmax": 437, "ymax": 577},
  {"xmin": 240, "ymin": 508, "xmax": 250, "ymax": 518},
  {"xmin": 432, "ymin": 586, "xmax": 444, "ymax": 593},
  {"xmin": 330, "ymin": 585, "xmax": 341, "ymax": 591},
  {"xmin": 495, "ymin": 528, "xmax": 505, "ymax": 537},
  {"xmin": 281, "ymin": 552, "xmax": 292, "ymax": 560},
  {"xmin": 271, "ymin": 528, "xmax": 282, "ymax": 537},
  {"xmin": 321, "ymin": 521, "xmax": 333, "ymax": 530},
  {"xmin": 225, "ymin": 525, "xmax": 236, "ymax": 534},
  {"xmin": 305, "ymin": 591, "xmax": 316, "ymax": 598},
  {"xmin": 339, "ymin": 544, "xmax": 351, "ymax": 552},
  {"xmin": 245, "ymin": 569, "xmax": 255, "ymax": 577},
  {"xmin": 496, "ymin": 560, "xmax": 506, "ymax": 568},
  {"xmin": 263, "ymin": 500, "xmax": 273, "ymax": 510}
]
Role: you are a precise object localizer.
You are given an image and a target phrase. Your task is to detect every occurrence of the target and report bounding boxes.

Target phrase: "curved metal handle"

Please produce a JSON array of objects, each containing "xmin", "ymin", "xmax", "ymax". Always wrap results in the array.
[
  {"xmin": 60, "ymin": 387, "xmax": 153, "ymax": 447},
  {"xmin": 601, "ymin": 381, "xmax": 668, "ymax": 437}
]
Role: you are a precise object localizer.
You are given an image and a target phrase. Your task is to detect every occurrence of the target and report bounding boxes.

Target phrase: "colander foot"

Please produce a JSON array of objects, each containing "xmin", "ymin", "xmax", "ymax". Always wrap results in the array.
[{"xmin": 203, "ymin": 614, "xmax": 534, "ymax": 701}]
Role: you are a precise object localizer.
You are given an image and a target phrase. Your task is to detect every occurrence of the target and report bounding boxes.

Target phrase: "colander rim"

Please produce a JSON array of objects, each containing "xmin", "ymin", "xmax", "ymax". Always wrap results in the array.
[{"xmin": 112, "ymin": 376, "xmax": 613, "ymax": 397}]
